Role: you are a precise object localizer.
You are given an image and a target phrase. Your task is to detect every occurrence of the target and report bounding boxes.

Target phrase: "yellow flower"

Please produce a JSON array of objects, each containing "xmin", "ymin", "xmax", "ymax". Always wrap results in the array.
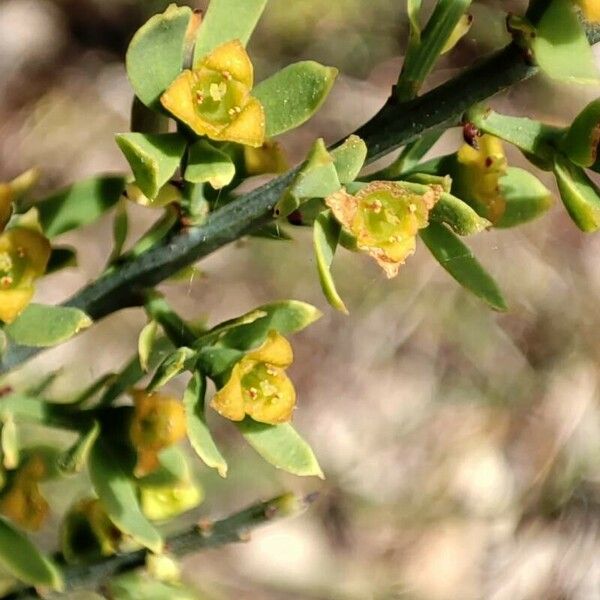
[
  {"xmin": 576, "ymin": 0, "xmax": 600, "ymax": 22},
  {"xmin": 61, "ymin": 498, "xmax": 121, "ymax": 563},
  {"xmin": 0, "ymin": 227, "xmax": 50, "ymax": 323},
  {"xmin": 211, "ymin": 331, "xmax": 296, "ymax": 425},
  {"xmin": 0, "ymin": 454, "xmax": 49, "ymax": 531},
  {"xmin": 129, "ymin": 390, "xmax": 187, "ymax": 477},
  {"xmin": 140, "ymin": 479, "xmax": 203, "ymax": 522},
  {"xmin": 161, "ymin": 40, "xmax": 265, "ymax": 147},
  {"xmin": 325, "ymin": 181, "xmax": 440, "ymax": 278},
  {"xmin": 455, "ymin": 134, "xmax": 507, "ymax": 224}
]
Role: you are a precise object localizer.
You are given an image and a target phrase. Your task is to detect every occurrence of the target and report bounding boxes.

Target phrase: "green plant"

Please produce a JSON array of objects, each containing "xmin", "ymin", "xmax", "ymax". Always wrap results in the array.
[{"xmin": 0, "ymin": 0, "xmax": 598, "ymax": 596}]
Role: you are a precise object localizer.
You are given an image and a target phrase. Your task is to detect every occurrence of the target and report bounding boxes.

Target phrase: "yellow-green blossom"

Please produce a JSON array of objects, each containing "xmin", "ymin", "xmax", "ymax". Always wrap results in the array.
[
  {"xmin": 61, "ymin": 498, "xmax": 121, "ymax": 563},
  {"xmin": 129, "ymin": 390, "xmax": 187, "ymax": 477},
  {"xmin": 325, "ymin": 181, "xmax": 440, "ymax": 278},
  {"xmin": 455, "ymin": 134, "xmax": 508, "ymax": 224},
  {"xmin": 161, "ymin": 40, "xmax": 265, "ymax": 147},
  {"xmin": 0, "ymin": 453, "xmax": 49, "ymax": 531},
  {"xmin": 140, "ymin": 479, "xmax": 203, "ymax": 522},
  {"xmin": 0, "ymin": 169, "xmax": 40, "ymax": 233},
  {"xmin": 211, "ymin": 331, "xmax": 296, "ymax": 425},
  {"xmin": 0, "ymin": 226, "xmax": 50, "ymax": 323}
]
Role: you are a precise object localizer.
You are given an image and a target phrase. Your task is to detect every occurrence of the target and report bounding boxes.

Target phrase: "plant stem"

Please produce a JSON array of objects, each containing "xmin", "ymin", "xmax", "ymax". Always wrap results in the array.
[
  {"xmin": 1, "ymin": 26, "xmax": 599, "ymax": 375},
  {"xmin": 2, "ymin": 493, "xmax": 315, "ymax": 599}
]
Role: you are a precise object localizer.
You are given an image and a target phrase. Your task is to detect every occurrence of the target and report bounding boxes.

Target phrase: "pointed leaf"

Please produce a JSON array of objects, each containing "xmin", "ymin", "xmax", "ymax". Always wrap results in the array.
[
  {"xmin": 89, "ymin": 440, "xmax": 163, "ymax": 553},
  {"xmin": 116, "ymin": 133, "xmax": 186, "ymax": 200},
  {"xmin": 147, "ymin": 347, "xmax": 197, "ymax": 392},
  {"xmin": 237, "ymin": 419, "xmax": 324, "ymax": 478},
  {"xmin": 0, "ymin": 517, "xmax": 63, "ymax": 589},
  {"xmin": 553, "ymin": 154, "xmax": 600, "ymax": 231},
  {"xmin": 126, "ymin": 5, "xmax": 193, "ymax": 110},
  {"xmin": 34, "ymin": 176, "xmax": 125, "ymax": 238},
  {"xmin": 184, "ymin": 370, "xmax": 228, "ymax": 477},
  {"xmin": 5, "ymin": 304, "xmax": 92, "ymax": 347},
  {"xmin": 185, "ymin": 140, "xmax": 236, "ymax": 189},
  {"xmin": 313, "ymin": 211, "xmax": 348, "ymax": 314},
  {"xmin": 109, "ymin": 199, "xmax": 129, "ymax": 262},
  {"xmin": 193, "ymin": 0, "xmax": 267, "ymax": 64},
  {"xmin": 220, "ymin": 300, "xmax": 322, "ymax": 350},
  {"xmin": 254, "ymin": 61, "xmax": 338, "ymax": 138},
  {"xmin": 57, "ymin": 421, "xmax": 100, "ymax": 475},
  {"xmin": 420, "ymin": 222, "xmax": 507, "ymax": 311}
]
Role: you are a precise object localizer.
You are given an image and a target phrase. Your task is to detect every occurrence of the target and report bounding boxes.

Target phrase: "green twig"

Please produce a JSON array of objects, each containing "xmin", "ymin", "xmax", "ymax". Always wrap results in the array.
[
  {"xmin": 1, "ymin": 26, "xmax": 599, "ymax": 375},
  {"xmin": 3, "ymin": 493, "xmax": 315, "ymax": 599}
]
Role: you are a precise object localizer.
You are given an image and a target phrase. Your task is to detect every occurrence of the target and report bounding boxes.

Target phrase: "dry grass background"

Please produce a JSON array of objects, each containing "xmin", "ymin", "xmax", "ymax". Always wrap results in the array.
[{"xmin": 2, "ymin": 1, "xmax": 600, "ymax": 598}]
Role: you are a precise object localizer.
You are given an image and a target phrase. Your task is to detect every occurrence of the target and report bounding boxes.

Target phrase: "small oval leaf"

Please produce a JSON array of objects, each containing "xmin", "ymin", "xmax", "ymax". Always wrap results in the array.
[
  {"xmin": 116, "ymin": 133, "xmax": 186, "ymax": 200},
  {"xmin": 138, "ymin": 320, "xmax": 159, "ymax": 373},
  {"xmin": 88, "ymin": 439, "xmax": 163, "ymax": 553},
  {"xmin": 126, "ymin": 5, "xmax": 192, "ymax": 110},
  {"xmin": 193, "ymin": 0, "xmax": 267, "ymax": 64},
  {"xmin": 562, "ymin": 98, "xmax": 600, "ymax": 168},
  {"xmin": 420, "ymin": 222, "xmax": 507, "ymax": 311},
  {"xmin": 185, "ymin": 140, "xmax": 236, "ymax": 189},
  {"xmin": 184, "ymin": 371, "xmax": 228, "ymax": 477},
  {"xmin": 254, "ymin": 61, "xmax": 338, "ymax": 138},
  {"xmin": 236, "ymin": 419, "xmax": 324, "ymax": 478},
  {"xmin": 330, "ymin": 135, "xmax": 367, "ymax": 184},
  {"xmin": 5, "ymin": 305, "xmax": 92, "ymax": 348},
  {"xmin": 0, "ymin": 517, "xmax": 63, "ymax": 589}
]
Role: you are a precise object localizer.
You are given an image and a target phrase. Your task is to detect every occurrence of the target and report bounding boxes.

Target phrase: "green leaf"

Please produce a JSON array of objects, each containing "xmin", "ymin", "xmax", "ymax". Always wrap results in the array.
[
  {"xmin": 109, "ymin": 571, "xmax": 198, "ymax": 600},
  {"xmin": 138, "ymin": 320, "xmax": 159, "ymax": 373},
  {"xmin": 109, "ymin": 199, "xmax": 129, "ymax": 263},
  {"xmin": 466, "ymin": 105, "xmax": 559, "ymax": 167},
  {"xmin": 396, "ymin": 0, "xmax": 472, "ymax": 100},
  {"xmin": 137, "ymin": 445, "xmax": 190, "ymax": 488},
  {"xmin": 147, "ymin": 347, "xmax": 197, "ymax": 392},
  {"xmin": 553, "ymin": 154, "xmax": 600, "ymax": 231},
  {"xmin": 495, "ymin": 167, "xmax": 553, "ymax": 228},
  {"xmin": 330, "ymin": 135, "xmax": 367, "ymax": 184},
  {"xmin": 562, "ymin": 98, "xmax": 600, "ymax": 167},
  {"xmin": 430, "ymin": 191, "xmax": 491, "ymax": 235},
  {"xmin": 57, "ymin": 421, "xmax": 100, "ymax": 475},
  {"xmin": 126, "ymin": 4, "xmax": 192, "ymax": 110},
  {"xmin": 236, "ymin": 419, "xmax": 324, "ymax": 478},
  {"xmin": 532, "ymin": 0, "xmax": 600, "ymax": 84},
  {"xmin": 184, "ymin": 370, "xmax": 228, "ymax": 477},
  {"xmin": 184, "ymin": 140, "xmax": 236, "ymax": 189},
  {"xmin": 89, "ymin": 439, "xmax": 163, "ymax": 553},
  {"xmin": 1, "ymin": 416, "xmax": 18, "ymax": 469},
  {"xmin": 0, "ymin": 518, "xmax": 63, "ymax": 589},
  {"xmin": 5, "ymin": 304, "xmax": 92, "ymax": 347},
  {"xmin": 220, "ymin": 300, "xmax": 322, "ymax": 351},
  {"xmin": 275, "ymin": 139, "xmax": 341, "ymax": 218},
  {"xmin": 313, "ymin": 211, "xmax": 348, "ymax": 314},
  {"xmin": 254, "ymin": 62, "xmax": 338, "ymax": 138},
  {"xmin": 35, "ymin": 175, "xmax": 125, "ymax": 238},
  {"xmin": 193, "ymin": 0, "xmax": 267, "ymax": 64},
  {"xmin": 46, "ymin": 246, "xmax": 77, "ymax": 274},
  {"xmin": 116, "ymin": 133, "xmax": 186, "ymax": 200},
  {"xmin": 420, "ymin": 222, "xmax": 507, "ymax": 311}
]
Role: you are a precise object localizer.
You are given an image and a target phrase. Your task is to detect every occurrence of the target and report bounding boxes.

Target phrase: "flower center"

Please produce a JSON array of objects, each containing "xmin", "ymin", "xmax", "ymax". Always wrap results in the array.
[
  {"xmin": 191, "ymin": 68, "xmax": 247, "ymax": 127},
  {"xmin": 0, "ymin": 248, "xmax": 27, "ymax": 289},
  {"xmin": 241, "ymin": 363, "xmax": 284, "ymax": 407}
]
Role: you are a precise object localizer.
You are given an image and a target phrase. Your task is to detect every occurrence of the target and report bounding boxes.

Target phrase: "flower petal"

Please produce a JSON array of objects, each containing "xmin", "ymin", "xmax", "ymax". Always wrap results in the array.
[
  {"xmin": 0, "ymin": 287, "xmax": 34, "ymax": 323},
  {"xmin": 244, "ymin": 371, "xmax": 296, "ymax": 424},
  {"xmin": 215, "ymin": 96, "xmax": 265, "ymax": 147},
  {"xmin": 246, "ymin": 330, "xmax": 293, "ymax": 367},
  {"xmin": 210, "ymin": 363, "xmax": 246, "ymax": 421},
  {"xmin": 202, "ymin": 39, "xmax": 254, "ymax": 87}
]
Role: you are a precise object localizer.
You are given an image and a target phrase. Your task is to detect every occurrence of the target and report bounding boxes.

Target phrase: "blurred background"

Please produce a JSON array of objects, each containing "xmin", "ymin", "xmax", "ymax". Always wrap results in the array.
[{"xmin": 2, "ymin": 0, "xmax": 600, "ymax": 598}]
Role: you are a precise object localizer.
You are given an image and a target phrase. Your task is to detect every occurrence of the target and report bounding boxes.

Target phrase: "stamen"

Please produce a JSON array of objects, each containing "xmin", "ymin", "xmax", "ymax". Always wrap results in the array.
[
  {"xmin": 195, "ymin": 91, "xmax": 205, "ymax": 104},
  {"xmin": 0, "ymin": 275, "xmax": 13, "ymax": 287}
]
